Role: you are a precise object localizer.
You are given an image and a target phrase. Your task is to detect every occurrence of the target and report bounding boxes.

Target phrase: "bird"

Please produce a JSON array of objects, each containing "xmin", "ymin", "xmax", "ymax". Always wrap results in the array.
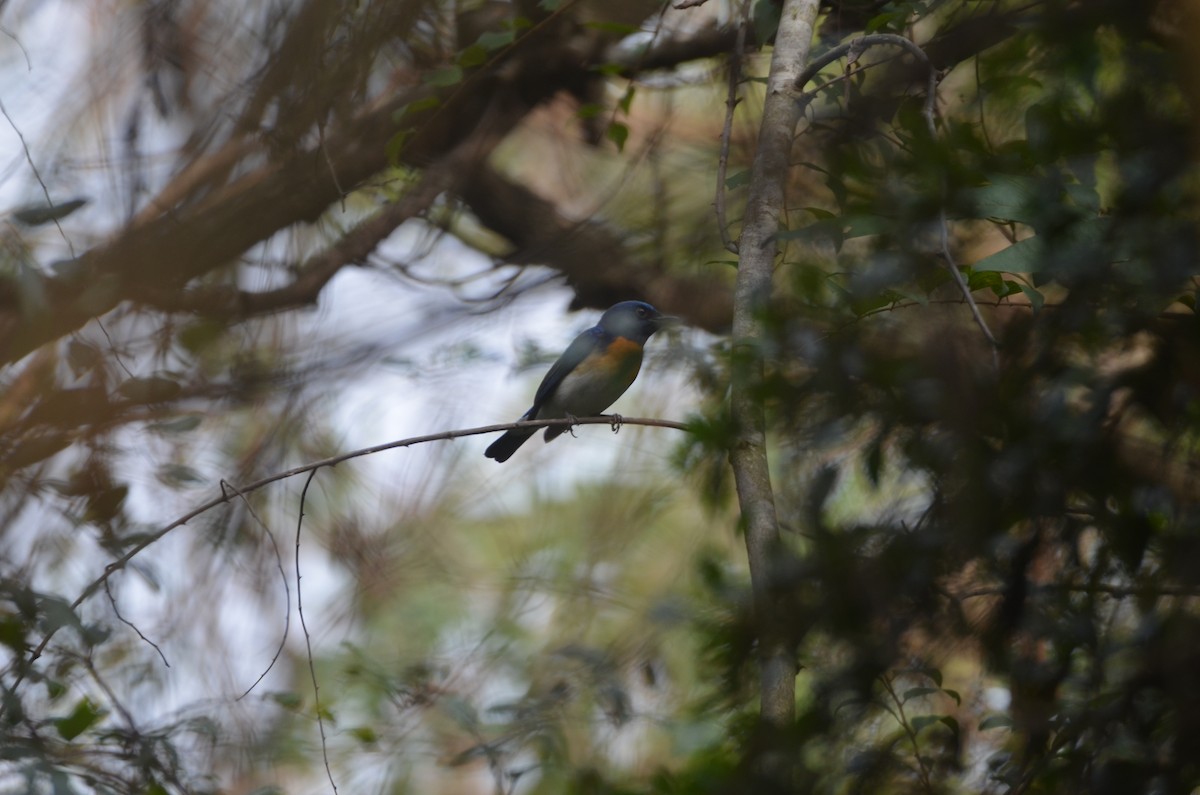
[{"xmin": 485, "ymin": 300, "xmax": 674, "ymax": 463}]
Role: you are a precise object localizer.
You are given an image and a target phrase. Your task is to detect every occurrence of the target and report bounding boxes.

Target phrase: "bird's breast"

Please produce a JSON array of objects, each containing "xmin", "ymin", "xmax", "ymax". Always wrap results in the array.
[{"xmin": 542, "ymin": 337, "xmax": 644, "ymax": 418}]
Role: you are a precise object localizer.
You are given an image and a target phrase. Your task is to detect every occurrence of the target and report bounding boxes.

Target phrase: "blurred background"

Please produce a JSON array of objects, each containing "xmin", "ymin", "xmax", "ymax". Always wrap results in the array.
[{"xmin": 2, "ymin": 0, "xmax": 1200, "ymax": 793}]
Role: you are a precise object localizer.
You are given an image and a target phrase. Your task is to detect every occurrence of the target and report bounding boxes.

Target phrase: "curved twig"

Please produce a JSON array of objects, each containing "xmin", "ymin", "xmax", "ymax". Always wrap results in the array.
[{"xmin": 295, "ymin": 469, "xmax": 338, "ymax": 794}]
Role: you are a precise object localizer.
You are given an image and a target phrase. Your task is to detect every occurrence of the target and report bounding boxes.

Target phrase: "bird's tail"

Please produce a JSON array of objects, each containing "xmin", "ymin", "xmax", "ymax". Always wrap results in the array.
[{"xmin": 484, "ymin": 427, "xmax": 538, "ymax": 462}]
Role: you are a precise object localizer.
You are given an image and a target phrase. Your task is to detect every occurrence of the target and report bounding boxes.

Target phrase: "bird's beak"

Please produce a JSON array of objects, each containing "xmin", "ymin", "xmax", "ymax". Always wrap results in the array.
[{"xmin": 655, "ymin": 314, "xmax": 681, "ymax": 328}]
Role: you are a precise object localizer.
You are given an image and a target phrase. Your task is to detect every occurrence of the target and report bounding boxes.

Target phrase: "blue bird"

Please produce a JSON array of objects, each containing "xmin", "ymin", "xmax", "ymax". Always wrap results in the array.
[{"xmin": 485, "ymin": 301, "xmax": 674, "ymax": 462}]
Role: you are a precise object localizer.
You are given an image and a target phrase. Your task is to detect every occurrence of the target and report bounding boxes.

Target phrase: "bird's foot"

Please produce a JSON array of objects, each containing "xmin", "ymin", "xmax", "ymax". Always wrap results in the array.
[
  {"xmin": 565, "ymin": 413, "xmax": 580, "ymax": 438},
  {"xmin": 609, "ymin": 414, "xmax": 623, "ymax": 433}
]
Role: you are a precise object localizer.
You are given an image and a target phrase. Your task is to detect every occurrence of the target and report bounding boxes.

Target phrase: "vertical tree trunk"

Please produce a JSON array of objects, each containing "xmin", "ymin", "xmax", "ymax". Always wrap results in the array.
[{"xmin": 729, "ymin": 0, "xmax": 821, "ymax": 739}]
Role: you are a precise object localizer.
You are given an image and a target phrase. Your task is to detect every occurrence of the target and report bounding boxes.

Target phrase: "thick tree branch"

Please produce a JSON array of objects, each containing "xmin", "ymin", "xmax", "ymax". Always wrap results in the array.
[
  {"xmin": 460, "ymin": 166, "xmax": 733, "ymax": 331},
  {"xmin": 127, "ymin": 145, "xmax": 472, "ymax": 319}
]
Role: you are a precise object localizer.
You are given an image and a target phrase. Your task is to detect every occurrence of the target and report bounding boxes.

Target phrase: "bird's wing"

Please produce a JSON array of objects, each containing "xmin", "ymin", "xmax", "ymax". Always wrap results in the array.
[{"xmin": 531, "ymin": 327, "xmax": 603, "ymax": 412}]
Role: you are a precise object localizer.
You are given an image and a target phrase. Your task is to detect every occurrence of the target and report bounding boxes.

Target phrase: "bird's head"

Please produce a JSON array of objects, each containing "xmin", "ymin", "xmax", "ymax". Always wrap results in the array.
[{"xmin": 597, "ymin": 301, "xmax": 676, "ymax": 344}]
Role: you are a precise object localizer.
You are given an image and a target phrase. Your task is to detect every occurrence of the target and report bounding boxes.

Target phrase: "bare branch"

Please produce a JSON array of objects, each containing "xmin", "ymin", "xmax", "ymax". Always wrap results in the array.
[
  {"xmin": 715, "ymin": 1, "xmax": 751, "ymax": 255},
  {"xmin": 103, "ymin": 579, "xmax": 169, "ymax": 669},
  {"xmin": 224, "ymin": 479, "xmax": 291, "ymax": 702},
  {"xmin": 296, "ymin": 468, "xmax": 338, "ymax": 795}
]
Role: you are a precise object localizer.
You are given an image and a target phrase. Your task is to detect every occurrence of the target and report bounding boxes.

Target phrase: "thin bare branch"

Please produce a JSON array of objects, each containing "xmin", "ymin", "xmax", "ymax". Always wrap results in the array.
[
  {"xmin": 103, "ymin": 579, "xmax": 169, "ymax": 669},
  {"xmin": 714, "ymin": 1, "xmax": 750, "ymax": 255},
  {"xmin": 224, "ymin": 479, "xmax": 291, "ymax": 702},
  {"xmin": 296, "ymin": 468, "xmax": 338, "ymax": 795}
]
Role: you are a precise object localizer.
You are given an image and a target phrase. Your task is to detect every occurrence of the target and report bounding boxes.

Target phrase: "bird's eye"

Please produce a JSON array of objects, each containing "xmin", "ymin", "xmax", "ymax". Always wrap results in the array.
[{"xmin": 636, "ymin": 307, "xmax": 647, "ymax": 317}]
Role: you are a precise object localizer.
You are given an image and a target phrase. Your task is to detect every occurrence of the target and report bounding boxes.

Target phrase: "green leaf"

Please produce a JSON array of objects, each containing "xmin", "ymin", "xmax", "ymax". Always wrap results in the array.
[
  {"xmin": 350, "ymin": 726, "xmax": 378, "ymax": 744},
  {"xmin": 426, "ymin": 65, "xmax": 463, "ymax": 88},
  {"xmin": 55, "ymin": 697, "xmax": 103, "ymax": 741},
  {"xmin": 902, "ymin": 687, "xmax": 940, "ymax": 703},
  {"xmin": 12, "ymin": 198, "xmax": 88, "ymax": 226},
  {"xmin": 866, "ymin": 11, "xmax": 905, "ymax": 33},
  {"xmin": 269, "ymin": 691, "xmax": 303, "ymax": 710},
  {"xmin": 966, "ymin": 269, "xmax": 1003, "ymax": 293},
  {"xmin": 45, "ymin": 679, "xmax": 67, "ymax": 701},
  {"xmin": 457, "ymin": 44, "xmax": 488, "ymax": 67},
  {"xmin": 403, "ymin": 96, "xmax": 442, "ymax": 116},
  {"xmin": 972, "ymin": 217, "xmax": 1110, "ymax": 274},
  {"xmin": 476, "ymin": 30, "xmax": 515, "ymax": 50},
  {"xmin": 973, "ymin": 235, "xmax": 1044, "ymax": 273},
  {"xmin": 943, "ymin": 688, "xmax": 962, "ymax": 706},
  {"xmin": 979, "ymin": 714, "xmax": 1013, "ymax": 731},
  {"xmin": 725, "ymin": 170, "xmax": 751, "ymax": 189},
  {"xmin": 617, "ymin": 86, "xmax": 636, "ymax": 115},
  {"xmin": 607, "ymin": 122, "xmax": 629, "ymax": 152},
  {"xmin": 0, "ymin": 614, "xmax": 26, "ymax": 653},
  {"xmin": 910, "ymin": 714, "xmax": 958, "ymax": 736},
  {"xmin": 909, "ymin": 714, "xmax": 939, "ymax": 733},
  {"xmin": 964, "ymin": 174, "xmax": 1042, "ymax": 224},
  {"xmin": 751, "ymin": 0, "xmax": 781, "ymax": 43},
  {"xmin": 576, "ymin": 102, "xmax": 605, "ymax": 120}
]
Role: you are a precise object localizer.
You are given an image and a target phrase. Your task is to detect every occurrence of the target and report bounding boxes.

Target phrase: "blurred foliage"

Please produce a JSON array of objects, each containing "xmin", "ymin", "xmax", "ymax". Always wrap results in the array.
[{"xmin": 1, "ymin": 0, "xmax": 1199, "ymax": 793}]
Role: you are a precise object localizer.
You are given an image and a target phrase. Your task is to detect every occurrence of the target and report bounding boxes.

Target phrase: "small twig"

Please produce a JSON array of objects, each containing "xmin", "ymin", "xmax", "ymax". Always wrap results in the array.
[
  {"xmin": 715, "ymin": 0, "xmax": 751, "ymax": 254},
  {"xmin": 103, "ymin": 579, "xmax": 169, "ymax": 668},
  {"xmin": 296, "ymin": 469, "xmax": 338, "ymax": 794},
  {"xmin": 92, "ymin": 318, "xmax": 135, "ymax": 379},
  {"xmin": 672, "ymin": 0, "xmax": 710, "ymax": 8},
  {"xmin": 224, "ymin": 479, "xmax": 292, "ymax": 702}
]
